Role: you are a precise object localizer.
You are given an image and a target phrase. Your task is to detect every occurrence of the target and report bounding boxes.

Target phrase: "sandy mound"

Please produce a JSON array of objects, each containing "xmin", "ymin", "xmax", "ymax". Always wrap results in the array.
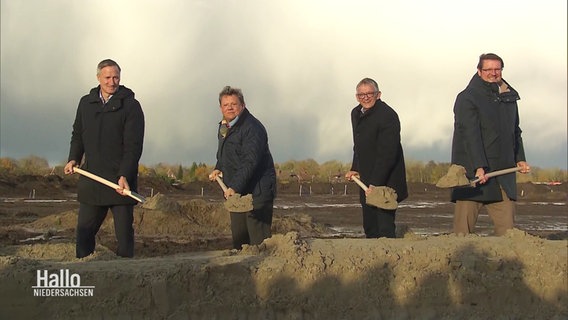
[
  {"xmin": 0, "ymin": 243, "xmax": 116, "ymax": 262},
  {"xmin": 2, "ymin": 193, "xmax": 566, "ymax": 319},
  {"xmin": 23, "ymin": 193, "xmax": 330, "ymax": 241},
  {"xmin": 1, "ymin": 230, "xmax": 566, "ymax": 319}
]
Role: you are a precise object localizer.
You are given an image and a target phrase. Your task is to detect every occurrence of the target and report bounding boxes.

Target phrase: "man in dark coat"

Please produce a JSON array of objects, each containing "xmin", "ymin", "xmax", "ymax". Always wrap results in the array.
[
  {"xmin": 64, "ymin": 59, "xmax": 145, "ymax": 258},
  {"xmin": 451, "ymin": 53, "xmax": 530, "ymax": 236},
  {"xmin": 346, "ymin": 78, "xmax": 408, "ymax": 238},
  {"xmin": 209, "ymin": 86, "xmax": 276, "ymax": 249}
]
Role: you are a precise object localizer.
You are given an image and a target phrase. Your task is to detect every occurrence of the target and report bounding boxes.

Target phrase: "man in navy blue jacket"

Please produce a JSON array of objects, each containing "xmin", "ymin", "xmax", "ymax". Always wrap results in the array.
[{"xmin": 209, "ymin": 86, "xmax": 276, "ymax": 249}]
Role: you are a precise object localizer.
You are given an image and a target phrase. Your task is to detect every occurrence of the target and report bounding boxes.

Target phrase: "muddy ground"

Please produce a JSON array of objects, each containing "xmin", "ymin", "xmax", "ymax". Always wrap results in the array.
[{"xmin": 0, "ymin": 174, "xmax": 566, "ymax": 319}]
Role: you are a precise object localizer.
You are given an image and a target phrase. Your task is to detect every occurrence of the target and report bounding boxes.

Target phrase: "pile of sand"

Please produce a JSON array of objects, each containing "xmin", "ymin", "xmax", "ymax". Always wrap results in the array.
[
  {"xmin": 23, "ymin": 193, "xmax": 330, "ymax": 242},
  {"xmin": 1, "ymin": 194, "xmax": 566, "ymax": 319},
  {"xmin": 1, "ymin": 230, "xmax": 566, "ymax": 319}
]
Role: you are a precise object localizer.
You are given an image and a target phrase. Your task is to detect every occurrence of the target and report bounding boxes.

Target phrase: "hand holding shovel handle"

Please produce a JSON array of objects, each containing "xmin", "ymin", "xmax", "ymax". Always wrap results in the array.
[
  {"xmin": 73, "ymin": 167, "xmax": 145, "ymax": 203},
  {"xmin": 215, "ymin": 176, "xmax": 229, "ymax": 193},
  {"xmin": 436, "ymin": 164, "xmax": 523, "ymax": 188},
  {"xmin": 351, "ymin": 175, "xmax": 370, "ymax": 192},
  {"xmin": 470, "ymin": 167, "xmax": 522, "ymax": 186}
]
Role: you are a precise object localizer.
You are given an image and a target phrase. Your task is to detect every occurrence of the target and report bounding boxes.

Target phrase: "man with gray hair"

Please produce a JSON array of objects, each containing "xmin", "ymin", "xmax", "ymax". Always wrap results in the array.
[
  {"xmin": 64, "ymin": 59, "xmax": 145, "ymax": 258},
  {"xmin": 345, "ymin": 78, "xmax": 408, "ymax": 238}
]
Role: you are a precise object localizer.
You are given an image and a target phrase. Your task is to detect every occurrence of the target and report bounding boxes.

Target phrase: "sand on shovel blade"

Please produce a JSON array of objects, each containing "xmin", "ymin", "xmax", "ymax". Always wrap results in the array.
[
  {"xmin": 436, "ymin": 164, "xmax": 470, "ymax": 188},
  {"xmin": 366, "ymin": 186, "xmax": 398, "ymax": 210},
  {"xmin": 224, "ymin": 193, "xmax": 253, "ymax": 212}
]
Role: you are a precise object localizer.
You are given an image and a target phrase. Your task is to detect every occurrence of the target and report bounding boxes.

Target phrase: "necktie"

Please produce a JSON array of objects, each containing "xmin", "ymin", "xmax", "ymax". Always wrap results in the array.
[{"xmin": 219, "ymin": 120, "xmax": 230, "ymax": 138}]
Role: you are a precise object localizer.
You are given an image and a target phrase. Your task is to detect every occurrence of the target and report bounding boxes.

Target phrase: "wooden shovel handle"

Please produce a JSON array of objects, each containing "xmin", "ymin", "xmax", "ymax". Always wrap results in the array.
[
  {"xmin": 215, "ymin": 176, "xmax": 229, "ymax": 192},
  {"xmin": 471, "ymin": 167, "xmax": 522, "ymax": 185},
  {"xmin": 351, "ymin": 175, "xmax": 369, "ymax": 192},
  {"xmin": 73, "ymin": 167, "xmax": 145, "ymax": 203}
]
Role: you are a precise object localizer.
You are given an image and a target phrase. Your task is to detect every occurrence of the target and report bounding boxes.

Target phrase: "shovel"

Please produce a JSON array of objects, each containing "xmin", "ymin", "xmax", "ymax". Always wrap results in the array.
[
  {"xmin": 436, "ymin": 164, "xmax": 522, "ymax": 188},
  {"xmin": 351, "ymin": 176, "xmax": 398, "ymax": 210},
  {"xmin": 73, "ymin": 167, "xmax": 145, "ymax": 203},
  {"xmin": 214, "ymin": 176, "xmax": 253, "ymax": 213}
]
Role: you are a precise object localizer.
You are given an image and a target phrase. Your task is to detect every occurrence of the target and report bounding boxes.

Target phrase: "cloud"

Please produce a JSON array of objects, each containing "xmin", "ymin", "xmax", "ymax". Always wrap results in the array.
[{"xmin": 1, "ymin": 0, "xmax": 566, "ymax": 170}]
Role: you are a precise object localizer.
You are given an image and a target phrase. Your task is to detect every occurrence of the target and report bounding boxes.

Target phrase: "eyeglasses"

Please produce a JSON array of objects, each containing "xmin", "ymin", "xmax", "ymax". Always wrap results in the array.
[
  {"xmin": 481, "ymin": 68, "xmax": 502, "ymax": 73},
  {"xmin": 356, "ymin": 92, "xmax": 376, "ymax": 98}
]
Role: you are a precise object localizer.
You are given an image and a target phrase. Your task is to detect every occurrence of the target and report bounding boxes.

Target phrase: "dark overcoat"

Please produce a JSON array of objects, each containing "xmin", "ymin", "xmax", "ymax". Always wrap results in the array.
[
  {"xmin": 451, "ymin": 74, "xmax": 526, "ymax": 202},
  {"xmin": 68, "ymin": 85, "xmax": 145, "ymax": 206},
  {"xmin": 215, "ymin": 108, "xmax": 276, "ymax": 205},
  {"xmin": 350, "ymin": 100, "xmax": 408, "ymax": 203}
]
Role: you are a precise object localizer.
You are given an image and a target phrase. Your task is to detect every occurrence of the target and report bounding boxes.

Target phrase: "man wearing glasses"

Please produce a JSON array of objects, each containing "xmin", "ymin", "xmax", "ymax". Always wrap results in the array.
[
  {"xmin": 345, "ymin": 78, "xmax": 408, "ymax": 238},
  {"xmin": 450, "ymin": 53, "xmax": 530, "ymax": 236}
]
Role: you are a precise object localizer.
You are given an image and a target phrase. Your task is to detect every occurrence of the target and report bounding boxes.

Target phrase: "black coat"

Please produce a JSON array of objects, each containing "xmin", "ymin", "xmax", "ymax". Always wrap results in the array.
[
  {"xmin": 215, "ymin": 108, "xmax": 276, "ymax": 205},
  {"xmin": 68, "ymin": 85, "xmax": 145, "ymax": 206},
  {"xmin": 451, "ymin": 74, "xmax": 526, "ymax": 202},
  {"xmin": 350, "ymin": 100, "xmax": 408, "ymax": 202}
]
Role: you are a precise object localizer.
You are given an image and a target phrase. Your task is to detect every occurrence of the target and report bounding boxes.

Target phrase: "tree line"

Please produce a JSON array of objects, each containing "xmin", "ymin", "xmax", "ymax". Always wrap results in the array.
[{"xmin": 1, "ymin": 156, "xmax": 566, "ymax": 184}]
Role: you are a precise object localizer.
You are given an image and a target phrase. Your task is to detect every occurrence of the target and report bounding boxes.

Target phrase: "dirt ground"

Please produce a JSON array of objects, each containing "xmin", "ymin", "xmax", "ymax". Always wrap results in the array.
[{"xmin": 0, "ymin": 174, "xmax": 566, "ymax": 319}]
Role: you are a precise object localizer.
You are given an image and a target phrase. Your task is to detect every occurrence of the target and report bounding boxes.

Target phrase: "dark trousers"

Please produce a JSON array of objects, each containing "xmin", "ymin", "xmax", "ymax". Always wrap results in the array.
[
  {"xmin": 230, "ymin": 201, "xmax": 273, "ymax": 249},
  {"xmin": 76, "ymin": 203, "xmax": 134, "ymax": 258},
  {"xmin": 361, "ymin": 202, "xmax": 396, "ymax": 238}
]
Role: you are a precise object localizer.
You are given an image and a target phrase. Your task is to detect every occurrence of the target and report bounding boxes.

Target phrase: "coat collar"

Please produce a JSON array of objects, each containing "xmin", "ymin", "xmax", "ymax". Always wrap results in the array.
[
  {"xmin": 231, "ymin": 107, "xmax": 250, "ymax": 128},
  {"xmin": 87, "ymin": 85, "xmax": 133, "ymax": 102},
  {"xmin": 357, "ymin": 99, "xmax": 382, "ymax": 117},
  {"xmin": 87, "ymin": 85, "xmax": 135, "ymax": 111},
  {"xmin": 469, "ymin": 74, "xmax": 520, "ymax": 102}
]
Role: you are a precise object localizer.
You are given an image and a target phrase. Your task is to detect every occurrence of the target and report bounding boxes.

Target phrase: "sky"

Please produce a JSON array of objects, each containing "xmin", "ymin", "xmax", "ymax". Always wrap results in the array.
[{"xmin": 1, "ymin": 0, "xmax": 567, "ymax": 170}]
